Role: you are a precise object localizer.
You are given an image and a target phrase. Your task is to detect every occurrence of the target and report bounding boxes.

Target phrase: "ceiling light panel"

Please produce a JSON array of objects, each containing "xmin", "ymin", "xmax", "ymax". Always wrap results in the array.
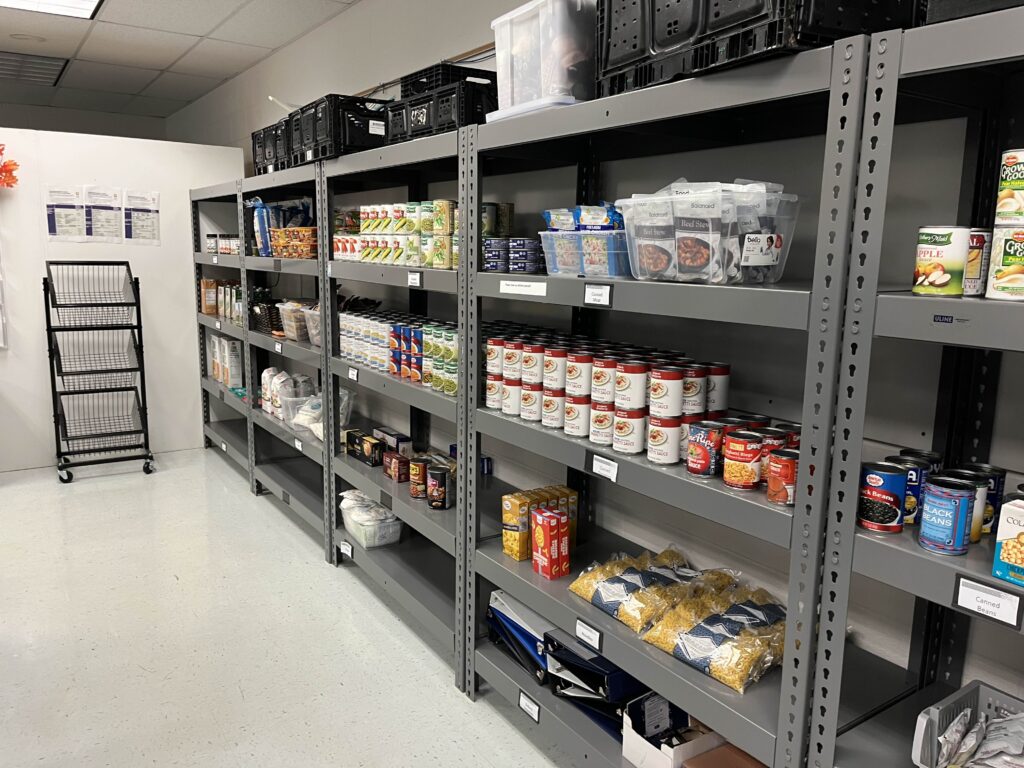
[
  {"xmin": 0, "ymin": 49, "xmax": 66, "ymax": 84},
  {"xmin": 0, "ymin": 1, "xmax": 101, "ymax": 18}
]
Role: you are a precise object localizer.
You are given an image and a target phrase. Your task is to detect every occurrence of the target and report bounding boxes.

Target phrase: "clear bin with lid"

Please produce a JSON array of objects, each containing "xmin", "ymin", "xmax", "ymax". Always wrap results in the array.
[
  {"xmin": 276, "ymin": 302, "xmax": 312, "ymax": 342},
  {"xmin": 300, "ymin": 307, "xmax": 322, "ymax": 347},
  {"xmin": 490, "ymin": 0, "xmax": 596, "ymax": 120},
  {"xmin": 341, "ymin": 505, "xmax": 403, "ymax": 549}
]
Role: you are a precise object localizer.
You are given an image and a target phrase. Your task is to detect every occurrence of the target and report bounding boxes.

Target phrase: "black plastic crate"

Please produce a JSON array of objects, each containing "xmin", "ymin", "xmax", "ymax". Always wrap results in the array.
[
  {"xmin": 405, "ymin": 80, "xmax": 498, "ymax": 139},
  {"xmin": 387, "ymin": 101, "xmax": 410, "ymax": 144},
  {"xmin": 399, "ymin": 62, "xmax": 498, "ymax": 99},
  {"xmin": 926, "ymin": 0, "xmax": 1023, "ymax": 23},
  {"xmin": 270, "ymin": 118, "xmax": 290, "ymax": 171},
  {"xmin": 252, "ymin": 127, "xmax": 267, "ymax": 174},
  {"xmin": 597, "ymin": 0, "xmax": 927, "ymax": 97},
  {"xmin": 289, "ymin": 94, "xmax": 389, "ymax": 166}
]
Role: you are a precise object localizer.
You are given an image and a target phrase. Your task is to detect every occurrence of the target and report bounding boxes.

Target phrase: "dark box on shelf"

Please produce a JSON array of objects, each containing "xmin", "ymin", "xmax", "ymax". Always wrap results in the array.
[
  {"xmin": 597, "ymin": 0, "xmax": 927, "ymax": 97},
  {"xmin": 288, "ymin": 94, "xmax": 389, "ymax": 167},
  {"xmin": 387, "ymin": 79, "xmax": 497, "ymax": 144},
  {"xmin": 383, "ymin": 451, "xmax": 410, "ymax": 482},
  {"xmin": 346, "ymin": 430, "xmax": 384, "ymax": 467},
  {"xmin": 399, "ymin": 62, "xmax": 497, "ymax": 99}
]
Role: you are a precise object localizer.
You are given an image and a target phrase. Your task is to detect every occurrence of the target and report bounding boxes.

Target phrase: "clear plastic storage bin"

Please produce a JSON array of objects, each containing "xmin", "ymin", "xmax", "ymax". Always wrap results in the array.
[
  {"xmin": 279, "ymin": 394, "xmax": 311, "ymax": 425},
  {"xmin": 490, "ymin": 0, "xmax": 596, "ymax": 119},
  {"xmin": 301, "ymin": 307, "xmax": 322, "ymax": 347},
  {"xmin": 276, "ymin": 302, "xmax": 311, "ymax": 342},
  {"xmin": 341, "ymin": 506, "xmax": 403, "ymax": 549},
  {"xmin": 539, "ymin": 230, "xmax": 631, "ymax": 278}
]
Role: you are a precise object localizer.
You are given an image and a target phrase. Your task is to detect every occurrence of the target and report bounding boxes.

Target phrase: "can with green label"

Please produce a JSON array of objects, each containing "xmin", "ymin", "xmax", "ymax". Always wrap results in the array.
[{"xmin": 912, "ymin": 226, "xmax": 969, "ymax": 296}]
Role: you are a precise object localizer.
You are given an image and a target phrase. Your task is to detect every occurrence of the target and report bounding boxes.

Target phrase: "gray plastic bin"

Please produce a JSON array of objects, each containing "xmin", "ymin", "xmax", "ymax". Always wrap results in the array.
[{"xmin": 912, "ymin": 681, "xmax": 1024, "ymax": 767}]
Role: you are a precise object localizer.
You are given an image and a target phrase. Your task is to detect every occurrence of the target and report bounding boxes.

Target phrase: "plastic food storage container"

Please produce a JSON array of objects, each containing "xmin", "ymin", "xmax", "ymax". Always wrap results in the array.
[
  {"xmin": 300, "ymin": 307, "xmax": 322, "ymax": 347},
  {"xmin": 278, "ymin": 394, "xmax": 311, "ymax": 425},
  {"xmin": 341, "ymin": 505, "xmax": 403, "ymax": 549},
  {"xmin": 276, "ymin": 302, "xmax": 311, "ymax": 342},
  {"xmin": 618, "ymin": 194, "xmax": 725, "ymax": 284},
  {"xmin": 911, "ymin": 681, "xmax": 1023, "ymax": 768},
  {"xmin": 737, "ymin": 193, "xmax": 800, "ymax": 285},
  {"xmin": 489, "ymin": 0, "xmax": 596, "ymax": 121},
  {"xmin": 538, "ymin": 230, "xmax": 631, "ymax": 278}
]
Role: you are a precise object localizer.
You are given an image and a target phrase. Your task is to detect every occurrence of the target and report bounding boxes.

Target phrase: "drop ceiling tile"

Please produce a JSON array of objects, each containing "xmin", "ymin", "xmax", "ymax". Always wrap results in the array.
[
  {"xmin": 76, "ymin": 22, "xmax": 199, "ymax": 70},
  {"xmin": 209, "ymin": 0, "xmax": 347, "ymax": 49},
  {"xmin": 0, "ymin": 7, "xmax": 91, "ymax": 57},
  {"xmin": 50, "ymin": 87, "xmax": 133, "ymax": 111},
  {"xmin": 122, "ymin": 95, "xmax": 187, "ymax": 117},
  {"xmin": 0, "ymin": 79, "xmax": 54, "ymax": 105},
  {"xmin": 95, "ymin": 0, "xmax": 249, "ymax": 36},
  {"xmin": 141, "ymin": 71, "xmax": 220, "ymax": 101},
  {"xmin": 169, "ymin": 38, "xmax": 269, "ymax": 79},
  {"xmin": 59, "ymin": 59, "xmax": 160, "ymax": 93}
]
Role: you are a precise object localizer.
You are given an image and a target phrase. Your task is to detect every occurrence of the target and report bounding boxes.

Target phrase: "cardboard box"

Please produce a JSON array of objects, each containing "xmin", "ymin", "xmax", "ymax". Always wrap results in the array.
[
  {"xmin": 217, "ymin": 284, "xmax": 226, "ymax": 318},
  {"xmin": 383, "ymin": 451, "xmax": 410, "ymax": 482},
  {"xmin": 531, "ymin": 508, "xmax": 559, "ymax": 579},
  {"xmin": 623, "ymin": 693, "xmax": 725, "ymax": 768},
  {"xmin": 200, "ymin": 278, "xmax": 218, "ymax": 315},
  {"xmin": 502, "ymin": 492, "xmax": 532, "ymax": 561},
  {"xmin": 557, "ymin": 510, "xmax": 570, "ymax": 577},
  {"xmin": 210, "ymin": 334, "xmax": 221, "ymax": 381},
  {"xmin": 373, "ymin": 426, "xmax": 413, "ymax": 457},
  {"xmin": 221, "ymin": 340, "xmax": 244, "ymax": 389},
  {"xmin": 683, "ymin": 745, "xmax": 765, "ymax": 768},
  {"xmin": 354, "ymin": 435, "xmax": 384, "ymax": 467},
  {"xmin": 993, "ymin": 496, "xmax": 1024, "ymax": 589}
]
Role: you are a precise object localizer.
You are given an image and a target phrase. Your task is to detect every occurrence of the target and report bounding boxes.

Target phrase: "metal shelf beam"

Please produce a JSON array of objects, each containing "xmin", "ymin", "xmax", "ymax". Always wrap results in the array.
[
  {"xmin": 253, "ymin": 407, "xmax": 324, "ymax": 465},
  {"xmin": 197, "ymin": 312, "xmax": 244, "ymax": 340},
  {"xmin": 203, "ymin": 420, "xmax": 248, "ymax": 470},
  {"xmin": 331, "ymin": 358, "xmax": 457, "ymax": 422},
  {"xmin": 200, "ymin": 377, "xmax": 247, "ymax": 417},
  {"xmin": 190, "ymin": 180, "xmax": 238, "ymax": 202},
  {"xmin": 476, "ymin": 408, "xmax": 793, "ymax": 548},
  {"xmin": 328, "ymin": 260, "xmax": 458, "ymax": 294},
  {"xmin": 194, "ymin": 252, "xmax": 241, "ymax": 268},
  {"xmin": 322, "ymin": 133, "xmax": 457, "ymax": 178},
  {"xmin": 248, "ymin": 329, "xmax": 322, "ymax": 368},
  {"xmin": 475, "ymin": 274, "xmax": 812, "ymax": 330},
  {"xmin": 241, "ymin": 164, "xmax": 316, "ymax": 193},
  {"xmin": 245, "ymin": 257, "xmax": 320, "ymax": 275},
  {"xmin": 901, "ymin": 6, "xmax": 1024, "ymax": 76},
  {"xmin": 254, "ymin": 457, "xmax": 324, "ymax": 535},
  {"xmin": 875, "ymin": 292, "xmax": 1024, "ymax": 352}
]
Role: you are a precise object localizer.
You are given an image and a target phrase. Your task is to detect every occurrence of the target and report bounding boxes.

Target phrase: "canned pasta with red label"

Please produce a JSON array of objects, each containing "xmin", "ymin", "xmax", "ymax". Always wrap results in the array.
[
  {"xmin": 566, "ymin": 351, "xmax": 594, "ymax": 397},
  {"xmin": 543, "ymin": 346, "xmax": 567, "ymax": 389},
  {"xmin": 680, "ymin": 365, "xmax": 707, "ymax": 414},
  {"xmin": 564, "ymin": 395, "xmax": 591, "ymax": 437},
  {"xmin": 723, "ymin": 430, "xmax": 763, "ymax": 490},
  {"xmin": 521, "ymin": 342, "xmax": 545, "ymax": 384},
  {"xmin": 501, "ymin": 378, "xmax": 522, "ymax": 417},
  {"xmin": 520, "ymin": 382, "xmax": 543, "ymax": 422},
  {"xmin": 613, "ymin": 408, "xmax": 647, "ymax": 455},
  {"xmin": 647, "ymin": 415, "xmax": 681, "ymax": 464},
  {"xmin": 649, "ymin": 366, "xmax": 684, "ymax": 418},
  {"xmin": 591, "ymin": 354, "xmax": 618, "ymax": 403},
  {"xmin": 542, "ymin": 389, "xmax": 565, "ymax": 429},
  {"xmin": 589, "ymin": 401, "xmax": 615, "ymax": 445},
  {"xmin": 702, "ymin": 361, "xmax": 730, "ymax": 416},
  {"xmin": 615, "ymin": 360, "xmax": 649, "ymax": 409},
  {"xmin": 503, "ymin": 340, "xmax": 523, "ymax": 379},
  {"xmin": 485, "ymin": 374, "xmax": 502, "ymax": 409}
]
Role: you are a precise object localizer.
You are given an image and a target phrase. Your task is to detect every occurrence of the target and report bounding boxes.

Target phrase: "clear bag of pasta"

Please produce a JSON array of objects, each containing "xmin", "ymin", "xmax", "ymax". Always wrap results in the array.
[
  {"xmin": 642, "ymin": 580, "xmax": 786, "ymax": 693},
  {"xmin": 568, "ymin": 546, "xmax": 704, "ymax": 633}
]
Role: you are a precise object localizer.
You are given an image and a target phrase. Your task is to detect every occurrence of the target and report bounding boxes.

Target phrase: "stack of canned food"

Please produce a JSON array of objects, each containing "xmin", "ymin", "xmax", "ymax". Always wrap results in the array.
[
  {"xmin": 337, "ymin": 309, "xmax": 459, "ymax": 398},
  {"xmin": 482, "ymin": 321, "xmax": 802, "ymax": 504},
  {"xmin": 332, "ymin": 199, "xmax": 460, "ymax": 269},
  {"xmin": 911, "ymin": 147, "xmax": 1024, "ymax": 302},
  {"xmin": 857, "ymin": 449, "xmax": 1007, "ymax": 556},
  {"xmin": 481, "ymin": 236, "xmax": 544, "ymax": 274}
]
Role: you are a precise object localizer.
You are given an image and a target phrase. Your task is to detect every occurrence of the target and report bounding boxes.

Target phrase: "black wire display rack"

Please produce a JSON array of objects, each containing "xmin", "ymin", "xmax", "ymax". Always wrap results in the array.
[{"xmin": 43, "ymin": 261, "xmax": 154, "ymax": 482}]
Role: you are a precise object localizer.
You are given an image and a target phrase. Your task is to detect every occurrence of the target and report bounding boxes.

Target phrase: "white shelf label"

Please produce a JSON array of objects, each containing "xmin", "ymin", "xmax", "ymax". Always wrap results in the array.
[
  {"xmin": 518, "ymin": 691, "xmax": 540, "ymax": 723},
  {"xmin": 212, "ymin": 254, "xmax": 219, "ymax": 264},
  {"xmin": 408, "ymin": 271, "xmax": 423, "ymax": 288},
  {"xmin": 339, "ymin": 541, "xmax": 353, "ymax": 558},
  {"xmin": 305, "ymin": 149, "xmax": 313, "ymax": 162},
  {"xmin": 215, "ymin": 320, "xmax": 221, "ymax": 330},
  {"xmin": 955, "ymin": 576, "xmax": 1022, "ymax": 629},
  {"xmin": 274, "ymin": 342, "xmax": 282, "ymax": 354},
  {"xmin": 327, "ymin": 262, "xmax": 333, "ymax": 278},
  {"xmin": 348, "ymin": 367, "xmax": 359, "ymax": 382},
  {"xmin": 575, "ymin": 619, "xmax": 602, "ymax": 651},
  {"xmin": 592, "ymin": 454, "xmax": 618, "ymax": 483},
  {"xmin": 369, "ymin": 119, "xmax": 385, "ymax": 136},
  {"xmin": 266, "ymin": 164, "xmax": 275, "ymax": 174},
  {"xmin": 499, "ymin": 279, "xmax": 547, "ymax": 297},
  {"xmin": 294, "ymin": 438, "xmax": 303, "ymax": 452},
  {"xmin": 584, "ymin": 284, "xmax": 611, "ymax": 306},
  {"xmin": 220, "ymin": 442, "xmax": 227, "ymax": 452}
]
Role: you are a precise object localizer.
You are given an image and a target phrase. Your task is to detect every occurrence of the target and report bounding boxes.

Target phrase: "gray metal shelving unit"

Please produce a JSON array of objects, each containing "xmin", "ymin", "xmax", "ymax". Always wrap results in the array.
[
  {"xmin": 187, "ymin": 13, "xmax": 1024, "ymax": 764},
  {"xmin": 810, "ymin": 10, "xmax": 1024, "ymax": 767}
]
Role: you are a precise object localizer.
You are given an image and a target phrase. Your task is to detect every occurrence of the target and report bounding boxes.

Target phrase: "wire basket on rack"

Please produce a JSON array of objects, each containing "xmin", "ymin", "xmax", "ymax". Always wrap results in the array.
[
  {"xmin": 57, "ymin": 388, "xmax": 145, "ymax": 455},
  {"xmin": 52, "ymin": 329, "xmax": 140, "ymax": 391},
  {"xmin": 251, "ymin": 302, "xmax": 283, "ymax": 335},
  {"xmin": 46, "ymin": 261, "xmax": 137, "ymax": 327}
]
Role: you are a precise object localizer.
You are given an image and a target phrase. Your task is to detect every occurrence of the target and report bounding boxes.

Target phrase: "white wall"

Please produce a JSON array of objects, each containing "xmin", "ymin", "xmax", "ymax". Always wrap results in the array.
[
  {"xmin": 166, "ymin": 0, "xmax": 513, "ymax": 169},
  {"xmin": 0, "ymin": 103, "xmax": 166, "ymax": 141},
  {"xmin": 0, "ymin": 128, "xmax": 242, "ymax": 473}
]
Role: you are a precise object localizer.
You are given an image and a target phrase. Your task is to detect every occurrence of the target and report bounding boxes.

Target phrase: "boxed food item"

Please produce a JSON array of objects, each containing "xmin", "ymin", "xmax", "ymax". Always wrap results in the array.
[
  {"xmin": 502, "ymin": 491, "xmax": 532, "ymax": 561},
  {"xmin": 221, "ymin": 340, "xmax": 244, "ymax": 389},
  {"xmin": 993, "ymin": 495, "xmax": 1024, "ymax": 588},
  {"xmin": 210, "ymin": 335, "xmax": 221, "ymax": 381},
  {"xmin": 383, "ymin": 451, "xmax": 410, "ymax": 483},
  {"xmin": 683, "ymin": 745, "xmax": 765, "ymax": 767},
  {"xmin": 622, "ymin": 693, "xmax": 725, "ymax": 768},
  {"xmin": 373, "ymin": 426, "xmax": 413, "ymax": 457},
  {"xmin": 205, "ymin": 234, "xmax": 218, "ymax": 254},
  {"xmin": 532, "ymin": 508, "xmax": 561, "ymax": 579},
  {"xmin": 200, "ymin": 279, "xmax": 218, "ymax": 315},
  {"xmin": 348, "ymin": 433, "xmax": 384, "ymax": 467}
]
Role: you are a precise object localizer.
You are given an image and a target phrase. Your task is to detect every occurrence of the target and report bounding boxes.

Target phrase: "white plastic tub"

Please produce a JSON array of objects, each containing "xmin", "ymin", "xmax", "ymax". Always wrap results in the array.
[
  {"xmin": 341, "ymin": 505, "xmax": 403, "ymax": 549},
  {"xmin": 491, "ymin": 0, "xmax": 596, "ymax": 117}
]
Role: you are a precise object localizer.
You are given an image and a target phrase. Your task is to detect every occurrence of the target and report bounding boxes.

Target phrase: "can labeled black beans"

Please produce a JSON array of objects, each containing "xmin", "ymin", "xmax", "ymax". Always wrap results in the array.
[
  {"xmin": 960, "ymin": 462, "xmax": 1007, "ymax": 533},
  {"xmin": 899, "ymin": 448, "xmax": 942, "ymax": 474},
  {"xmin": 858, "ymin": 462, "xmax": 908, "ymax": 533},
  {"xmin": 883, "ymin": 454, "xmax": 929, "ymax": 525},
  {"xmin": 941, "ymin": 469, "xmax": 988, "ymax": 544}
]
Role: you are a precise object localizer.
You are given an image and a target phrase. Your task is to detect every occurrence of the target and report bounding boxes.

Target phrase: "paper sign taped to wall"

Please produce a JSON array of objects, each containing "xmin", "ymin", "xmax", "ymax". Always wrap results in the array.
[
  {"xmin": 45, "ymin": 186, "xmax": 86, "ymax": 242},
  {"xmin": 84, "ymin": 186, "xmax": 124, "ymax": 243},
  {"xmin": 124, "ymin": 190, "xmax": 160, "ymax": 245}
]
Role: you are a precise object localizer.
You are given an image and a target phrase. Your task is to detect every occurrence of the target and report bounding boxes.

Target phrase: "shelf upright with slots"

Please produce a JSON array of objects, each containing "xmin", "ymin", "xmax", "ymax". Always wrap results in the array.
[
  {"xmin": 191, "ymin": 180, "xmax": 252, "ymax": 481},
  {"xmin": 459, "ymin": 35, "xmax": 877, "ymax": 767},
  {"xmin": 807, "ymin": 10, "xmax": 1024, "ymax": 767},
  {"xmin": 240, "ymin": 165, "xmax": 327, "ymax": 543},
  {"xmin": 323, "ymin": 135, "xmax": 466, "ymax": 679}
]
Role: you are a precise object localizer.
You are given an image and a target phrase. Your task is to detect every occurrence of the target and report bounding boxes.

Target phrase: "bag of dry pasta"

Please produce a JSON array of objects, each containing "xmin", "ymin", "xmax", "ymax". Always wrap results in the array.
[
  {"xmin": 568, "ymin": 547, "xmax": 705, "ymax": 633},
  {"xmin": 643, "ymin": 583, "xmax": 786, "ymax": 693}
]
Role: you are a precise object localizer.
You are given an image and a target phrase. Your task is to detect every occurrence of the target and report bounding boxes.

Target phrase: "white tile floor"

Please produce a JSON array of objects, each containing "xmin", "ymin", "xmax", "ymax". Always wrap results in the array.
[{"xmin": 0, "ymin": 449, "xmax": 575, "ymax": 768}]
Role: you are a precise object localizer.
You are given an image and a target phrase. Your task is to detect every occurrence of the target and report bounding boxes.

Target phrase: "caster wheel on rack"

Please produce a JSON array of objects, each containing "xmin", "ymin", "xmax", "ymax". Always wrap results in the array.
[
  {"xmin": 58, "ymin": 469, "xmax": 73, "ymax": 484},
  {"xmin": 143, "ymin": 461, "xmax": 155, "ymax": 475}
]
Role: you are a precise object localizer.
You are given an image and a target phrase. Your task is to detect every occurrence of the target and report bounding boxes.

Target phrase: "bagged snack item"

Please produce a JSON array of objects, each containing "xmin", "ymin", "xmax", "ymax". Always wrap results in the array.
[
  {"xmin": 952, "ymin": 717, "xmax": 988, "ymax": 767},
  {"xmin": 967, "ymin": 712, "xmax": 1024, "ymax": 767},
  {"xmin": 643, "ymin": 582, "xmax": 786, "ymax": 693},
  {"xmin": 270, "ymin": 371, "xmax": 293, "ymax": 419},
  {"xmin": 544, "ymin": 208, "xmax": 576, "ymax": 231}
]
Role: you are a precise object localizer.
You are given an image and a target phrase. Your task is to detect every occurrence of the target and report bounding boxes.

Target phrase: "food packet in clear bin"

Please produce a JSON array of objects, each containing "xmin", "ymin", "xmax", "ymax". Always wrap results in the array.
[
  {"xmin": 735, "ymin": 180, "xmax": 800, "ymax": 284},
  {"xmin": 721, "ymin": 185, "xmax": 743, "ymax": 284},
  {"xmin": 669, "ymin": 182, "xmax": 727, "ymax": 284}
]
